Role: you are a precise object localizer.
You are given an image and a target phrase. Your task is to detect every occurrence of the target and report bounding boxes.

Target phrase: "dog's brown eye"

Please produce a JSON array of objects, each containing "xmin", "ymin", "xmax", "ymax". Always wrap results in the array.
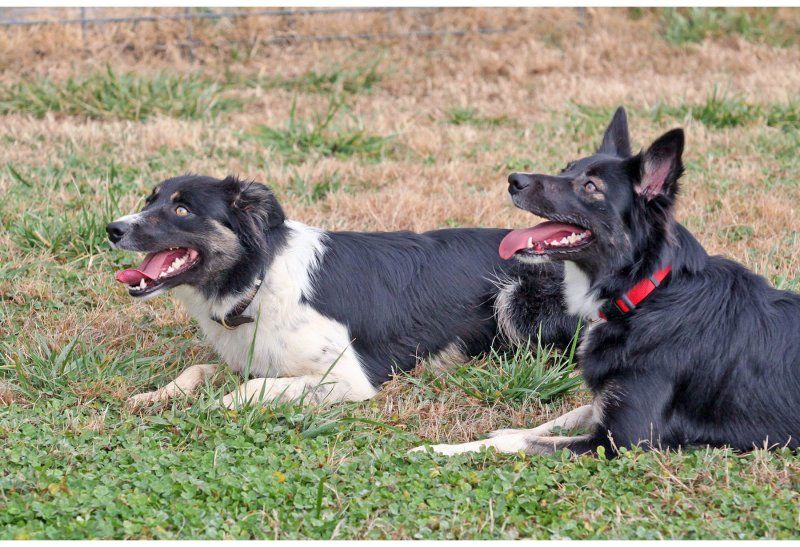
[
  {"xmin": 584, "ymin": 181, "xmax": 598, "ymax": 192},
  {"xmin": 175, "ymin": 206, "xmax": 189, "ymax": 217}
]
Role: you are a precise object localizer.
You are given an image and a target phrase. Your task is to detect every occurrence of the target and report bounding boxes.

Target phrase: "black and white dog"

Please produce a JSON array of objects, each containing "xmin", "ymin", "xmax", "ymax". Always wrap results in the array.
[
  {"xmin": 415, "ymin": 107, "xmax": 800, "ymax": 456},
  {"xmin": 107, "ymin": 175, "xmax": 577, "ymax": 408}
]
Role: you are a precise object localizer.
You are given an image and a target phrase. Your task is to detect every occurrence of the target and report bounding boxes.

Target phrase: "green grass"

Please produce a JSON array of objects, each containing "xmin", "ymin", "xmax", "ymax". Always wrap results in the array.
[
  {"xmin": 660, "ymin": 8, "xmax": 797, "ymax": 47},
  {"xmin": 250, "ymin": 100, "xmax": 393, "ymax": 164},
  {"xmin": 0, "ymin": 68, "xmax": 243, "ymax": 121},
  {"xmin": 437, "ymin": 331, "xmax": 583, "ymax": 404},
  {"xmin": 2, "ymin": 335, "xmax": 159, "ymax": 402},
  {"xmin": 446, "ymin": 106, "xmax": 511, "ymax": 128},
  {"xmin": 2, "ymin": 394, "xmax": 800, "ymax": 539},
  {"xmin": 500, "ymin": 155, "xmax": 536, "ymax": 172},
  {"xmin": 248, "ymin": 59, "xmax": 384, "ymax": 95},
  {"xmin": 652, "ymin": 90, "xmax": 800, "ymax": 131},
  {"xmin": 571, "ymin": 93, "xmax": 800, "ymax": 133},
  {"xmin": 6, "ymin": 173, "xmax": 124, "ymax": 267},
  {"xmin": 286, "ymin": 170, "xmax": 346, "ymax": 204},
  {"xmin": 0, "ymin": 59, "xmax": 386, "ymax": 122},
  {"xmin": 11, "ymin": 201, "xmax": 118, "ymax": 267}
]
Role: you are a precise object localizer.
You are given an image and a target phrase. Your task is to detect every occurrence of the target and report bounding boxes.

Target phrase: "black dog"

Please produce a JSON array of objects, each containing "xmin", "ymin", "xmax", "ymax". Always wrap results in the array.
[
  {"xmin": 415, "ymin": 107, "xmax": 800, "ymax": 456},
  {"xmin": 107, "ymin": 175, "xmax": 576, "ymax": 408}
]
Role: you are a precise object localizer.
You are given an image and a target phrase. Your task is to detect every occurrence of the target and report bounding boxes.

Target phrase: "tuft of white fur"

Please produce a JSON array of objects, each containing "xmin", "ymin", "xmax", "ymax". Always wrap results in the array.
[
  {"xmin": 114, "ymin": 212, "xmax": 144, "ymax": 226},
  {"xmin": 173, "ymin": 220, "xmax": 377, "ymax": 403},
  {"xmin": 512, "ymin": 253, "xmax": 549, "ymax": 266},
  {"xmin": 426, "ymin": 340, "xmax": 467, "ymax": 372},
  {"xmin": 562, "ymin": 261, "xmax": 605, "ymax": 321},
  {"xmin": 493, "ymin": 275, "xmax": 525, "ymax": 344}
]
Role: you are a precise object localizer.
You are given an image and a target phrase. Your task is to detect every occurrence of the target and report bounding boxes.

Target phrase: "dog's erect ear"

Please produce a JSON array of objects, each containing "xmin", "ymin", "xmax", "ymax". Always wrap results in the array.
[
  {"xmin": 597, "ymin": 106, "xmax": 632, "ymax": 158},
  {"xmin": 224, "ymin": 177, "xmax": 285, "ymax": 246},
  {"xmin": 634, "ymin": 128, "xmax": 685, "ymax": 201}
]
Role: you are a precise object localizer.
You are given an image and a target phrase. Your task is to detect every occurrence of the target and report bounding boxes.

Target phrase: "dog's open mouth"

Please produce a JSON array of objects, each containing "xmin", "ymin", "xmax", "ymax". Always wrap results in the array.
[
  {"xmin": 114, "ymin": 247, "xmax": 200, "ymax": 296},
  {"xmin": 499, "ymin": 221, "xmax": 593, "ymax": 260}
]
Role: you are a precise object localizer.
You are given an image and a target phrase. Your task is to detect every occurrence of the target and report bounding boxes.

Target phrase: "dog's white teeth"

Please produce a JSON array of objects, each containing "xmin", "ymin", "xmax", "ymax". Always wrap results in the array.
[
  {"xmin": 526, "ymin": 237, "xmax": 534, "ymax": 249},
  {"xmin": 138, "ymin": 279, "xmax": 147, "ymax": 289},
  {"xmin": 159, "ymin": 252, "xmax": 194, "ymax": 279}
]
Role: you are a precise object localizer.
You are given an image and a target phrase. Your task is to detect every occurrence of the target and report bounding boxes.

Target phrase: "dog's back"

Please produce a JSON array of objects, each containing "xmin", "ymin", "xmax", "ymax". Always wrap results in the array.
[
  {"xmin": 306, "ymin": 227, "xmax": 574, "ymax": 384},
  {"xmin": 679, "ymin": 254, "xmax": 800, "ymax": 450}
]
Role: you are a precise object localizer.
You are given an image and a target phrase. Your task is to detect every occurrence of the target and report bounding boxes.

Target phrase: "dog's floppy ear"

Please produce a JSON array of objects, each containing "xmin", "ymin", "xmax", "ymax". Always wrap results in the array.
[
  {"xmin": 597, "ymin": 106, "xmax": 632, "ymax": 158},
  {"xmin": 224, "ymin": 176, "xmax": 285, "ymax": 246},
  {"xmin": 633, "ymin": 128, "xmax": 685, "ymax": 201}
]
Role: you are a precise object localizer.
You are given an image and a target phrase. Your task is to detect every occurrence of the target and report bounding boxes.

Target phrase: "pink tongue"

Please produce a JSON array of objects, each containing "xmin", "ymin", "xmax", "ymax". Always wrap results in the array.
[
  {"xmin": 114, "ymin": 249, "xmax": 184, "ymax": 285},
  {"xmin": 499, "ymin": 222, "xmax": 582, "ymax": 260}
]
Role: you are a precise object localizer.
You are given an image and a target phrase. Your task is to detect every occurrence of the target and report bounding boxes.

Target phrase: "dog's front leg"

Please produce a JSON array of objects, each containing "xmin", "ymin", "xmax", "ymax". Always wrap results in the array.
[
  {"xmin": 410, "ymin": 404, "xmax": 598, "ymax": 456},
  {"xmin": 127, "ymin": 364, "xmax": 218, "ymax": 408},
  {"xmin": 488, "ymin": 403, "xmax": 596, "ymax": 438},
  {"xmin": 411, "ymin": 431, "xmax": 605, "ymax": 457},
  {"xmin": 220, "ymin": 374, "xmax": 376, "ymax": 408}
]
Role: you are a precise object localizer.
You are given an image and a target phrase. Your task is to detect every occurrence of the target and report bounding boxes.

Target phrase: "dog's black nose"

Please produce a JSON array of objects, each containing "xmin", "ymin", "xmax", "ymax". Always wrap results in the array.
[
  {"xmin": 508, "ymin": 173, "xmax": 532, "ymax": 194},
  {"xmin": 106, "ymin": 221, "xmax": 127, "ymax": 244}
]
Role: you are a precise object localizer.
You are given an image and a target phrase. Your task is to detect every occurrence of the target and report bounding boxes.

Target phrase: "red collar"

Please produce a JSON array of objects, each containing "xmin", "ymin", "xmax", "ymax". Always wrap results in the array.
[{"xmin": 598, "ymin": 265, "xmax": 672, "ymax": 321}]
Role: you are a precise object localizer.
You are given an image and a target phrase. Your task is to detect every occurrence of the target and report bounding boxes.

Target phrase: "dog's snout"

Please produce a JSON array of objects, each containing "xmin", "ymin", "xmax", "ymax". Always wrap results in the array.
[
  {"xmin": 508, "ymin": 173, "xmax": 533, "ymax": 194},
  {"xmin": 106, "ymin": 220, "xmax": 129, "ymax": 244}
]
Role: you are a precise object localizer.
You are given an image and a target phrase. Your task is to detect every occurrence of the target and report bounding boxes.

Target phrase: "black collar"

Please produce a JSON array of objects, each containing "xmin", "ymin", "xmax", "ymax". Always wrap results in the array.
[{"xmin": 212, "ymin": 274, "xmax": 264, "ymax": 330}]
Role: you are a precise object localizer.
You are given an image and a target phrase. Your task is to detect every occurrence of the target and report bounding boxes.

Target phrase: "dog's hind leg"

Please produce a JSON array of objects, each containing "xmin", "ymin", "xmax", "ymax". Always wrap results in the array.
[
  {"xmin": 220, "ymin": 374, "xmax": 377, "ymax": 408},
  {"xmin": 127, "ymin": 364, "xmax": 218, "ymax": 408}
]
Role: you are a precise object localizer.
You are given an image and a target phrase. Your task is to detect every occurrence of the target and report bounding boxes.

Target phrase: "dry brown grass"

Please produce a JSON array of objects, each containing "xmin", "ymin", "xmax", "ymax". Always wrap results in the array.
[
  {"xmin": 371, "ymin": 369, "xmax": 591, "ymax": 443},
  {"xmin": 1, "ymin": 7, "xmax": 799, "ymax": 440}
]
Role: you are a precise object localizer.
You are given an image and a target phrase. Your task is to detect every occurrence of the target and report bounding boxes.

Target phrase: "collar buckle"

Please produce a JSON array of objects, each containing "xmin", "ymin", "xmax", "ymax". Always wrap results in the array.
[{"xmin": 211, "ymin": 276, "xmax": 263, "ymax": 330}]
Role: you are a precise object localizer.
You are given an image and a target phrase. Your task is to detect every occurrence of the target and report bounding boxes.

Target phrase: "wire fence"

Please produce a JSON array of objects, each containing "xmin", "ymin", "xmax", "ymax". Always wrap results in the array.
[
  {"xmin": 0, "ymin": 7, "xmax": 426, "ymax": 28},
  {"xmin": 0, "ymin": 7, "xmax": 537, "ymax": 59}
]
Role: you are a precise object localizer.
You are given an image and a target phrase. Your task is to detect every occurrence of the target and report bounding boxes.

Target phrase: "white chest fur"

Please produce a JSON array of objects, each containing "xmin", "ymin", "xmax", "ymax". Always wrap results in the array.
[
  {"xmin": 562, "ymin": 261, "xmax": 604, "ymax": 321},
  {"xmin": 172, "ymin": 221, "xmax": 375, "ymax": 399}
]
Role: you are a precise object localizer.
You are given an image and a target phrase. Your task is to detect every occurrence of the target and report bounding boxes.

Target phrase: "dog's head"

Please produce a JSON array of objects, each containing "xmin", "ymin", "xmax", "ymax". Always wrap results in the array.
[
  {"xmin": 107, "ymin": 175, "xmax": 285, "ymax": 300},
  {"xmin": 500, "ymin": 107, "xmax": 684, "ymax": 277}
]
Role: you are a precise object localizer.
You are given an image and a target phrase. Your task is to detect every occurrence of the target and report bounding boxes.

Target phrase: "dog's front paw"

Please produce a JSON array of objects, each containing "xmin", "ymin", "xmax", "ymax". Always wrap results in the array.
[
  {"xmin": 408, "ymin": 443, "xmax": 476, "ymax": 456},
  {"xmin": 125, "ymin": 390, "xmax": 162, "ymax": 410},
  {"xmin": 410, "ymin": 433, "xmax": 530, "ymax": 456},
  {"xmin": 408, "ymin": 444, "xmax": 429, "ymax": 454},
  {"xmin": 220, "ymin": 393, "xmax": 237, "ymax": 409}
]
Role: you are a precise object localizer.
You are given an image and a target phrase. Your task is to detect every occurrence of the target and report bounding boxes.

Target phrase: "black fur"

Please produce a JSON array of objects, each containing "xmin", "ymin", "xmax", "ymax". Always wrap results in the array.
[
  {"xmin": 109, "ymin": 174, "xmax": 578, "ymax": 388},
  {"xmin": 499, "ymin": 261, "xmax": 577, "ymax": 347},
  {"xmin": 306, "ymin": 229, "xmax": 577, "ymax": 385},
  {"xmin": 508, "ymin": 107, "xmax": 800, "ymax": 454}
]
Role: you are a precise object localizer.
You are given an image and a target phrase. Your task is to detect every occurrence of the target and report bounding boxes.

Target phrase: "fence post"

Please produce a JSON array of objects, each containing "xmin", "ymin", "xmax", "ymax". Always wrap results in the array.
[
  {"xmin": 185, "ymin": 7, "xmax": 195, "ymax": 62},
  {"xmin": 80, "ymin": 7, "xmax": 88, "ymax": 54}
]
